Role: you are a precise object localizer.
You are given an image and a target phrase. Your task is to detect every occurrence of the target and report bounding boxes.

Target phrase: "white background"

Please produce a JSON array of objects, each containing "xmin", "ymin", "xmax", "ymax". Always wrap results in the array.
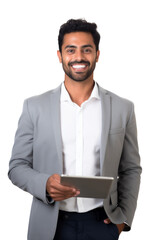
[{"xmin": 0, "ymin": 0, "xmax": 160, "ymax": 239}]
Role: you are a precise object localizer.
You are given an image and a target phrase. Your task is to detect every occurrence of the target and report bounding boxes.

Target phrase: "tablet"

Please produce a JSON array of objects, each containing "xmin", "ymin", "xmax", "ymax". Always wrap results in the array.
[{"xmin": 61, "ymin": 175, "xmax": 114, "ymax": 199}]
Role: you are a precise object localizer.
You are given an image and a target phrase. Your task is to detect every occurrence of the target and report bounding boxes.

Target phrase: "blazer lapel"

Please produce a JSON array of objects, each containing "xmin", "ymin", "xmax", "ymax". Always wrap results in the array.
[
  {"xmin": 99, "ymin": 86, "xmax": 111, "ymax": 175},
  {"xmin": 50, "ymin": 85, "xmax": 63, "ymax": 171}
]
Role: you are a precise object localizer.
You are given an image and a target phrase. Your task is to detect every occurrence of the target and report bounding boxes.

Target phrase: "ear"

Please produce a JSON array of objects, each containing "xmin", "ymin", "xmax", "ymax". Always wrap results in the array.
[
  {"xmin": 96, "ymin": 50, "xmax": 100, "ymax": 62},
  {"xmin": 57, "ymin": 50, "xmax": 62, "ymax": 63}
]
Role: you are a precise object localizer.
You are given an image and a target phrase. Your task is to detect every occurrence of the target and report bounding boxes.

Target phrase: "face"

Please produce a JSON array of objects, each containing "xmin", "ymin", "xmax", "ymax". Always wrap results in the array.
[{"xmin": 57, "ymin": 32, "xmax": 100, "ymax": 82}]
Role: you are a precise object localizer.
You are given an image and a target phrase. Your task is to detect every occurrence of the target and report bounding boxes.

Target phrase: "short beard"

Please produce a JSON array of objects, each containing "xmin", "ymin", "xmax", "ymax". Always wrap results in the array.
[{"xmin": 62, "ymin": 59, "xmax": 97, "ymax": 82}]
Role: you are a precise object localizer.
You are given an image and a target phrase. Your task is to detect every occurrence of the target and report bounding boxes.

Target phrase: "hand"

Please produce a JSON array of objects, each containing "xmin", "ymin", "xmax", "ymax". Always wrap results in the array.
[
  {"xmin": 104, "ymin": 218, "xmax": 125, "ymax": 234},
  {"xmin": 46, "ymin": 174, "xmax": 80, "ymax": 201}
]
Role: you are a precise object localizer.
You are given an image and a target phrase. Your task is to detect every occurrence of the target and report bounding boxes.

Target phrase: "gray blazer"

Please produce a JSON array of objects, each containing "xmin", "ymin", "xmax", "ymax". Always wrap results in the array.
[{"xmin": 8, "ymin": 84, "xmax": 142, "ymax": 240}]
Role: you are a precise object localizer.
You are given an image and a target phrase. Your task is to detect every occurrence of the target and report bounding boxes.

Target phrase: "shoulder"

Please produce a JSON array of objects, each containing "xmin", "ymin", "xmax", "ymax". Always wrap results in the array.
[
  {"xmin": 21, "ymin": 85, "xmax": 61, "ymax": 119},
  {"xmin": 98, "ymin": 85, "xmax": 135, "ymax": 125},
  {"xmin": 24, "ymin": 85, "xmax": 61, "ymax": 106},
  {"xmin": 98, "ymin": 85, "xmax": 134, "ymax": 107}
]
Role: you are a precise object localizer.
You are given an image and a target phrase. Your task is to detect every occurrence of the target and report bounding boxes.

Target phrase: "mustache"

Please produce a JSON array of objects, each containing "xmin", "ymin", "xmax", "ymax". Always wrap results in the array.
[{"xmin": 69, "ymin": 60, "xmax": 90, "ymax": 66}]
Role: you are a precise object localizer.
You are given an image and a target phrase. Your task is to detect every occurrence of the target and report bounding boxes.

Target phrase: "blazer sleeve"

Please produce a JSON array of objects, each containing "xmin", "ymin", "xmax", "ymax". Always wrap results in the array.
[
  {"xmin": 8, "ymin": 99, "xmax": 51, "ymax": 204},
  {"xmin": 118, "ymin": 103, "xmax": 142, "ymax": 230}
]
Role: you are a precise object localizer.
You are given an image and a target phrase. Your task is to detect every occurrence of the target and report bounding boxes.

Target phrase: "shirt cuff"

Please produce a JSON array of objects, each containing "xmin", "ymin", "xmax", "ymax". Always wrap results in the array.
[
  {"xmin": 46, "ymin": 192, "xmax": 54, "ymax": 204},
  {"xmin": 123, "ymin": 222, "xmax": 130, "ymax": 231}
]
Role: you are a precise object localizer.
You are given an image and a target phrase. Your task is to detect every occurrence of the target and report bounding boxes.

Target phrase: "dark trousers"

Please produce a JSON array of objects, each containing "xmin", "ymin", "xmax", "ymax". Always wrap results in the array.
[{"xmin": 54, "ymin": 207, "xmax": 119, "ymax": 240}]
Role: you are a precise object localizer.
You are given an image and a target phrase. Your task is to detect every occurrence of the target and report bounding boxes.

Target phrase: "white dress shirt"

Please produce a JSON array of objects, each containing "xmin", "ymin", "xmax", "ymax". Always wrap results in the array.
[{"xmin": 59, "ymin": 82, "xmax": 103, "ymax": 212}]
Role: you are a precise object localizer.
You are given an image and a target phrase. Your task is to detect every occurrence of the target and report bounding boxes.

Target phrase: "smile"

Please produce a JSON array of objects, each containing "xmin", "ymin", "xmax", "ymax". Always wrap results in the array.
[{"xmin": 72, "ymin": 64, "xmax": 87, "ymax": 69}]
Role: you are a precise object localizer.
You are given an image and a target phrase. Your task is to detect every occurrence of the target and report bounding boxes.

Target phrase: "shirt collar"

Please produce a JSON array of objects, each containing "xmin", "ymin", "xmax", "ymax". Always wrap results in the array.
[
  {"xmin": 61, "ymin": 81, "xmax": 100, "ymax": 103},
  {"xmin": 61, "ymin": 82, "xmax": 72, "ymax": 102},
  {"xmin": 89, "ymin": 82, "xmax": 100, "ymax": 101}
]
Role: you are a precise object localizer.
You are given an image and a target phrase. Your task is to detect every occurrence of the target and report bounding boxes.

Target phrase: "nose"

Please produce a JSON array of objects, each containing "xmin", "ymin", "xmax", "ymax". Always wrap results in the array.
[{"xmin": 74, "ymin": 49, "xmax": 84, "ymax": 61}]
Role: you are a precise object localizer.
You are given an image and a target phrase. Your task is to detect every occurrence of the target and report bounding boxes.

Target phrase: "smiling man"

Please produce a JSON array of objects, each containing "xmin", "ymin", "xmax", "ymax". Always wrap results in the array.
[{"xmin": 8, "ymin": 19, "xmax": 142, "ymax": 240}]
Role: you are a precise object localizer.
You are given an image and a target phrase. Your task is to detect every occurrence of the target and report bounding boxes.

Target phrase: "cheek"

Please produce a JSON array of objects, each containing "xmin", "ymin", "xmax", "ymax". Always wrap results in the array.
[
  {"xmin": 88, "ymin": 54, "xmax": 97, "ymax": 62},
  {"xmin": 66, "ymin": 56, "xmax": 71, "ymax": 63},
  {"xmin": 62, "ymin": 55, "xmax": 71, "ymax": 65}
]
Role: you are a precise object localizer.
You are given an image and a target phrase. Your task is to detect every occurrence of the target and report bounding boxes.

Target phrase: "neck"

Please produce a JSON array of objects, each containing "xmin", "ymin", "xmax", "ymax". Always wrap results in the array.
[{"xmin": 64, "ymin": 76, "xmax": 95, "ymax": 106}]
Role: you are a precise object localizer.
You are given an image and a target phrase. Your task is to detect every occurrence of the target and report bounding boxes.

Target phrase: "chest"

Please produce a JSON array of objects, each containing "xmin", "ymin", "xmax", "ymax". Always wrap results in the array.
[{"xmin": 60, "ymin": 100, "xmax": 102, "ymax": 147}]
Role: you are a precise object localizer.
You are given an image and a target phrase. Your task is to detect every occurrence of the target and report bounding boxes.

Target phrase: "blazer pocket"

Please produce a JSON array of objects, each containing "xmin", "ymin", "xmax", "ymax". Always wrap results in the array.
[
  {"xmin": 109, "ymin": 128, "xmax": 124, "ymax": 135},
  {"xmin": 110, "ymin": 191, "xmax": 118, "ymax": 206}
]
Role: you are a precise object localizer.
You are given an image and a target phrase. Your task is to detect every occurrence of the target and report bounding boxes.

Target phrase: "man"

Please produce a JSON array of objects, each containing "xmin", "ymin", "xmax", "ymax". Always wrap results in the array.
[{"xmin": 8, "ymin": 19, "xmax": 142, "ymax": 240}]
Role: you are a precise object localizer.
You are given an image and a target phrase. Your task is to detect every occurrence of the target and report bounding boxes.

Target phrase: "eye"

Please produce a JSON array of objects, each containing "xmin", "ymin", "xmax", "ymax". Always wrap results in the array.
[
  {"xmin": 83, "ymin": 48, "xmax": 92, "ymax": 53},
  {"xmin": 67, "ymin": 49, "xmax": 75, "ymax": 54}
]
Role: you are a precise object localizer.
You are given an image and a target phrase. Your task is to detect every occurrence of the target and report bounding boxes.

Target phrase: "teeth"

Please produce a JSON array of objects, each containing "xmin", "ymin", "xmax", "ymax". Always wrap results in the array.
[{"xmin": 72, "ymin": 65, "xmax": 86, "ymax": 69}]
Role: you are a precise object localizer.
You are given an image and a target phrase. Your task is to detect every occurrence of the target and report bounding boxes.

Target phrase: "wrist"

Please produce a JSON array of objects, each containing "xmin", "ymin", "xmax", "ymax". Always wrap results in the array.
[
  {"xmin": 46, "ymin": 191, "xmax": 54, "ymax": 204},
  {"xmin": 116, "ymin": 223, "xmax": 125, "ymax": 234}
]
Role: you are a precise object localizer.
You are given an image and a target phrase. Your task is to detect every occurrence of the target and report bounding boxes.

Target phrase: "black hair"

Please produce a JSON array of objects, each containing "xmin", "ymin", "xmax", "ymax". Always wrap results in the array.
[{"xmin": 58, "ymin": 19, "xmax": 100, "ymax": 52}]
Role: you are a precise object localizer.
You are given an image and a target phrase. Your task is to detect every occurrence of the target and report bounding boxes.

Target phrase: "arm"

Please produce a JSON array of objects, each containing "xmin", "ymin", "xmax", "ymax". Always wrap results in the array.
[
  {"xmin": 104, "ymin": 103, "xmax": 141, "ymax": 232},
  {"xmin": 8, "ymin": 100, "xmax": 50, "ymax": 204},
  {"xmin": 117, "ymin": 103, "xmax": 142, "ymax": 230}
]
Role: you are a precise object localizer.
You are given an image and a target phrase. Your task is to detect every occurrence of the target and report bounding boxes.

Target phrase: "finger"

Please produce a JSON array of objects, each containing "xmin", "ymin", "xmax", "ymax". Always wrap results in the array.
[
  {"xmin": 49, "ymin": 184, "xmax": 80, "ymax": 197},
  {"xmin": 47, "ymin": 174, "xmax": 80, "ymax": 200},
  {"xmin": 51, "ymin": 187, "xmax": 80, "ymax": 196},
  {"xmin": 50, "ymin": 174, "xmax": 79, "ymax": 193},
  {"xmin": 50, "ymin": 189, "xmax": 80, "ymax": 201},
  {"xmin": 50, "ymin": 189, "xmax": 78, "ymax": 198},
  {"xmin": 104, "ymin": 218, "xmax": 111, "ymax": 224},
  {"xmin": 51, "ymin": 180, "xmax": 78, "ymax": 194},
  {"xmin": 52, "ymin": 174, "xmax": 61, "ymax": 183}
]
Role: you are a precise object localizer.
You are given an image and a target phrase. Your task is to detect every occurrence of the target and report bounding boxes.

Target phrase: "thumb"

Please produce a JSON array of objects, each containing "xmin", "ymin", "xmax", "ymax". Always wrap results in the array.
[
  {"xmin": 52, "ymin": 174, "xmax": 61, "ymax": 183},
  {"xmin": 104, "ymin": 218, "xmax": 111, "ymax": 224}
]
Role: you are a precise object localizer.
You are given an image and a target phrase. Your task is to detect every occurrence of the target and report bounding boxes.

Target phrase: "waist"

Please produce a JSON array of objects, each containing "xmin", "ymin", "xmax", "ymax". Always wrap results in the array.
[
  {"xmin": 58, "ymin": 207, "xmax": 108, "ymax": 221},
  {"xmin": 59, "ymin": 198, "xmax": 103, "ymax": 212}
]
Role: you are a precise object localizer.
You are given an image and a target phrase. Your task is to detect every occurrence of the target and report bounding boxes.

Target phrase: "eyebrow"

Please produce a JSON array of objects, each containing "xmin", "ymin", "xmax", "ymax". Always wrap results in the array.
[
  {"xmin": 82, "ymin": 45, "xmax": 93, "ymax": 49},
  {"xmin": 64, "ymin": 44, "xmax": 94, "ymax": 49}
]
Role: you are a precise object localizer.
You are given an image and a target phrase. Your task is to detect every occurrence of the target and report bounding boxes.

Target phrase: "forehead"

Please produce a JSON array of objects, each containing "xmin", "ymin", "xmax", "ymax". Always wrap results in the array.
[{"xmin": 62, "ymin": 32, "xmax": 95, "ymax": 48}]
